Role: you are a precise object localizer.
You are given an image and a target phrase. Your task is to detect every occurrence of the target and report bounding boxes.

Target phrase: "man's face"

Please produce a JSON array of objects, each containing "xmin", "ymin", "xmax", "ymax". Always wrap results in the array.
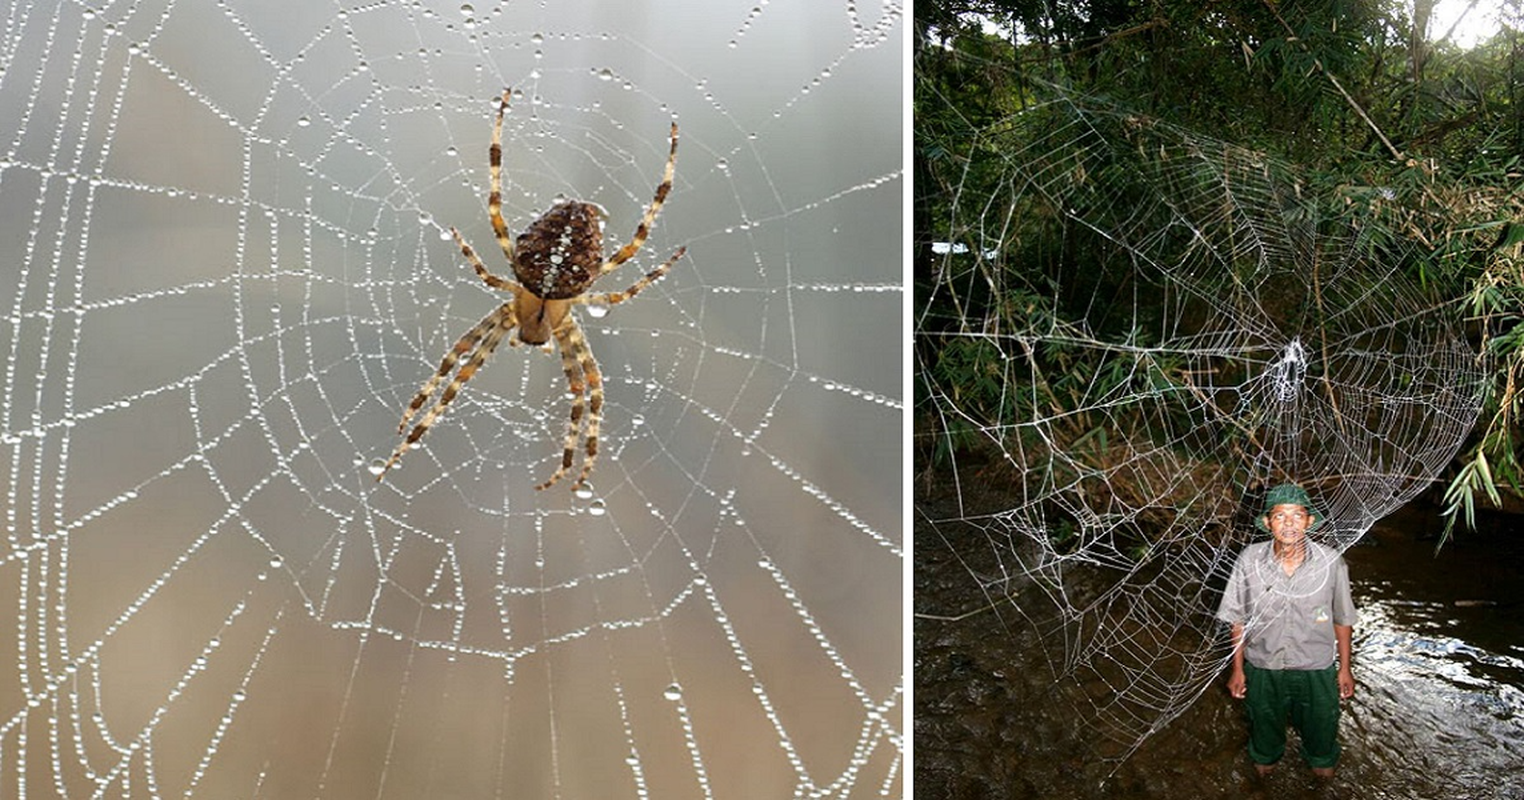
[{"xmin": 1265, "ymin": 503, "xmax": 1312, "ymax": 545}]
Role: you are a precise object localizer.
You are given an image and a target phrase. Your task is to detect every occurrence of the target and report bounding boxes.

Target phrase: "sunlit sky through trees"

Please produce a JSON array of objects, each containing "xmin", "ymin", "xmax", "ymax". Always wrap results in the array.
[{"xmin": 1432, "ymin": 0, "xmax": 1508, "ymax": 47}]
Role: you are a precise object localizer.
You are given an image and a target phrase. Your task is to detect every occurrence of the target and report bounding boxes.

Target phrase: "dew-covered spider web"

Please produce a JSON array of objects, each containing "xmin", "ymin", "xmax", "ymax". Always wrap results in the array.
[
  {"xmin": 914, "ymin": 85, "xmax": 1485, "ymax": 761},
  {"xmin": 0, "ymin": 1, "xmax": 903, "ymax": 797}
]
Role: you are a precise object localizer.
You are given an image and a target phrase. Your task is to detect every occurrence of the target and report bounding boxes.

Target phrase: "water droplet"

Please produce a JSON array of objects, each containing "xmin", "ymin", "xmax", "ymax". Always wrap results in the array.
[
  {"xmin": 296, "ymin": 115, "xmax": 310, "ymax": 127},
  {"xmin": 597, "ymin": 68, "xmax": 614, "ymax": 81},
  {"xmin": 574, "ymin": 484, "xmax": 595, "ymax": 500},
  {"xmin": 663, "ymin": 683, "xmax": 683, "ymax": 701},
  {"xmin": 588, "ymin": 499, "xmax": 607, "ymax": 516},
  {"xmin": 368, "ymin": 459, "xmax": 388, "ymax": 477},
  {"xmin": 586, "ymin": 305, "xmax": 609, "ymax": 319}
]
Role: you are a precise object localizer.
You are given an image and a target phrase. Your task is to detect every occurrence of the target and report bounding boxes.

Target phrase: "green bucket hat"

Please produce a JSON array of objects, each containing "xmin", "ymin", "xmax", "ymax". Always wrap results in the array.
[{"xmin": 1255, "ymin": 483, "xmax": 1322, "ymax": 532}]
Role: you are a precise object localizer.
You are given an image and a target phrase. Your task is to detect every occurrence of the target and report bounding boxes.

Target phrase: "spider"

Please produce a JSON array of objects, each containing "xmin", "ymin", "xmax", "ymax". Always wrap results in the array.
[{"xmin": 377, "ymin": 88, "xmax": 685, "ymax": 491}]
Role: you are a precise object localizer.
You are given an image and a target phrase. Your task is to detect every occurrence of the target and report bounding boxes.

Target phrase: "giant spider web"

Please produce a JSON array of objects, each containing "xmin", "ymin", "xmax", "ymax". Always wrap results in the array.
[
  {"xmin": 915, "ymin": 83, "xmax": 1485, "ymax": 759},
  {"xmin": 0, "ymin": 2, "xmax": 903, "ymax": 797}
]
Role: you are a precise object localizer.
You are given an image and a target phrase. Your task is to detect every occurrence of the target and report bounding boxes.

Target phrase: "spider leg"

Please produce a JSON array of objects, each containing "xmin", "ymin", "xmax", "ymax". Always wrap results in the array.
[
  {"xmin": 396, "ymin": 310, "xmax": 498, "ymax": 435},
  {"xmin": 377, "ymin": 303, "xmax": 517, "ymax": 481},
  {"xmin": 454, "ymin": 226, "xmax": 520, "ymax": 294},
  {"xmin": 569, "ymin": 321, "xmax": 603, "ymax": 490},
  {"xmin": 535, "ymin": 321, "xmax": 591, "ymax": 491},
  {"xmin": 600, "ymin": 121, "xmax": 678, "ymax": 275},
  {"xmin": 488, "ymin": 88, "xmax": 515, "ymax": 264},
  {"xmin": 581, "ymin": 246, "xmax": 686, "ymax": 309},
  {"xmin": 571, "ymin": 325, "xmax": 604, "ymax": 493}
]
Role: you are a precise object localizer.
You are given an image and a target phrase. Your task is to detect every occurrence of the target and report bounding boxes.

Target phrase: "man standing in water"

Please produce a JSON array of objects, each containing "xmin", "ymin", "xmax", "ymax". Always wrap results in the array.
[{"xmin": 1217, "ymin": 483, "xmax": 1356, "ymax": 778}]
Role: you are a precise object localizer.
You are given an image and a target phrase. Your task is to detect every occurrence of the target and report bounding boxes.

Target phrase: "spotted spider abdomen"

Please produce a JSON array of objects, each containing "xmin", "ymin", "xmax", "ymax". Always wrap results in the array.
[{"xmin": 513, "ymin": 200, "xmax": 606, "ymax": 300}]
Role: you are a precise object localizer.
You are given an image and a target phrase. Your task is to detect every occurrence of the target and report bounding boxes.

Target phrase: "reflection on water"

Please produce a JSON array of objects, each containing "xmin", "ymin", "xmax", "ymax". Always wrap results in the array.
[
  {"xmin": 915, "ymin": 501, "xmax": 1524, "ymax": 799},
  {"xmin": 1342, "ymin": 509, "xmax": 1524, "ymax": 799}
]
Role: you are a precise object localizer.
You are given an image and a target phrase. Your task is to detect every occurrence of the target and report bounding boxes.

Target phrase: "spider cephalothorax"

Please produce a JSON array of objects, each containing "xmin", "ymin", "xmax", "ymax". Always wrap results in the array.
[{"xmin": 378, "ymin": 89, "xmax": 685, "ymax": 491}]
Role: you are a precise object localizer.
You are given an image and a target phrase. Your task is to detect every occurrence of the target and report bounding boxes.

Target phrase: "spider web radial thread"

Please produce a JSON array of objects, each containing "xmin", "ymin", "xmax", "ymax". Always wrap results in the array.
[{"xmin": 916, "ymin": 88, "xmax": 1485, "ymax": 758}]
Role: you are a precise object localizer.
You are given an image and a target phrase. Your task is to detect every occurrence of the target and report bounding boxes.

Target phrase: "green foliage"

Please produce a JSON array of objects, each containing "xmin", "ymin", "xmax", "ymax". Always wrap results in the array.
[
  {"xmin": 1441, "ymin": 450, "xmax": 1504, "ymax": 546},
  {"xmin": 928, "ymin": 336, "xmax": 1012, "ymax": 421}
]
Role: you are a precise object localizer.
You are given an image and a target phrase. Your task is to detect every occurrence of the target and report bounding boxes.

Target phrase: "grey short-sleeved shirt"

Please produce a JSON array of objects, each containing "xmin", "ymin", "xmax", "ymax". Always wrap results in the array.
[{"xmin": 1216, "ymin": 539, "xmax": 1357, "ymax": 671}]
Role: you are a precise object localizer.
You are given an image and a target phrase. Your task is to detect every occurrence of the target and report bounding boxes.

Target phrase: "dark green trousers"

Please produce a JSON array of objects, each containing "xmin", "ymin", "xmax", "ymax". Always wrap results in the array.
[{"xmin": 1243, "ymin": 661, "xmax": 1341, "ymax": 769}]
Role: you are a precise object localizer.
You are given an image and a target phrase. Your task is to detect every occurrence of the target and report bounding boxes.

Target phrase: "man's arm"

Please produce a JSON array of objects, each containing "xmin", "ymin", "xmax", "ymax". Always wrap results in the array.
[
  {"xmin": 1335, "ymin": 623, "xmax": 1354, "ymax": 699},
  {"xmin": 1227, "ymin": 622, "xmax": 1247, "ymax": 699}
]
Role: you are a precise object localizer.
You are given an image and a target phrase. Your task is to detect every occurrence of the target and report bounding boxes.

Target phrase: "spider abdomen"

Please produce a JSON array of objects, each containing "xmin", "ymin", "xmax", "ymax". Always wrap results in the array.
[{"xmin": 513, "ymin": 200, "xmax": 606, "ymax": 300}]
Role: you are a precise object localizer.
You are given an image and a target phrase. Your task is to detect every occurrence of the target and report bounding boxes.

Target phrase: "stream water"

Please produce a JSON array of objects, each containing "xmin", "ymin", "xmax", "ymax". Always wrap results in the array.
[{"xmin": 915, "ymin": 499, "xmax": 1524, "ymax": 799}]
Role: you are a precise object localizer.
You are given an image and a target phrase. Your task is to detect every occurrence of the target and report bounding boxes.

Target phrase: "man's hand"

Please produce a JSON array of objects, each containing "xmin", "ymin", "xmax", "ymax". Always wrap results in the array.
[
  {"xmin": 1227, "ymin": 622, "xmax": 1247, "ymax": 699},
  {"xmin": 1335, "ymin": 624, "xmax": 1355, "ymax": 699},
  {"xmin": 1227, "ymin": 666, "xmax": 1247, "ymax": 699}
]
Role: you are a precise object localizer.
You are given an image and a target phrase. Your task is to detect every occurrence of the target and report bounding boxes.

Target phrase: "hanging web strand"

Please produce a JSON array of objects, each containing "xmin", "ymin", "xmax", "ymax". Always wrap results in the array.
[{"xmin": 916, "ymin": 87, "xmax": 1484, "ymax": 762}]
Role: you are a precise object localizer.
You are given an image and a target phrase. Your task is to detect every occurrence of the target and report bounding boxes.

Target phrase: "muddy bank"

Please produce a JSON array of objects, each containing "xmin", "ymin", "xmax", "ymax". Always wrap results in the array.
[{"xmin": 914, "ymin": 494, "xmax": 1524, "ymax": 799}]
